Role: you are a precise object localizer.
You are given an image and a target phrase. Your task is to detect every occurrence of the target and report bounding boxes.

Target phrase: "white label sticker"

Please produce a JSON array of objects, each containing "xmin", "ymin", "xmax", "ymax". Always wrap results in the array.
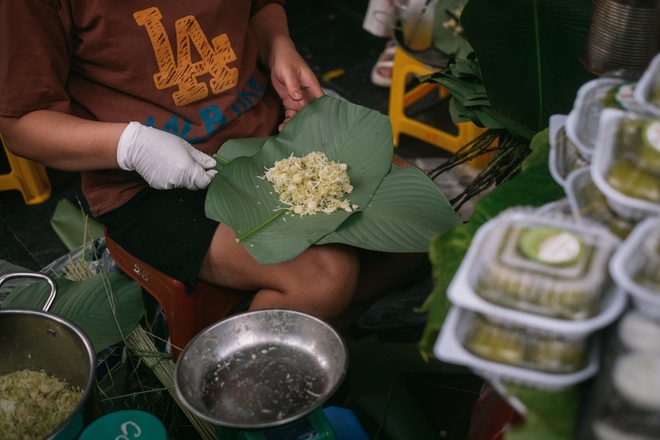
[{"xmin": 537, "ymin": 232, "xmax": 581, "ymax": 264}]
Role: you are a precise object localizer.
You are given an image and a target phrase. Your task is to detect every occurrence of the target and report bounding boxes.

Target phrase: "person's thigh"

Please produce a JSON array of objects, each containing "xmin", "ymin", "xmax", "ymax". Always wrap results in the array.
[{"xmin": 199, "ymin": 223, "xmax": 359, "ymax": 294}]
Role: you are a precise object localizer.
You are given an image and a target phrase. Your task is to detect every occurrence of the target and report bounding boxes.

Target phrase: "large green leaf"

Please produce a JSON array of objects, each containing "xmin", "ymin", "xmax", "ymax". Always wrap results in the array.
[
  {"xmin": 205, "ymin": 95, "xmax": 450, "ymax": 265},
  {"xmin": 215, "ymin": 136, "xmax": 273, "ymax": 166},
  {"xmin": 50, "ymin": 198, "xmax": 104, "ymax": 252},
  {"xmin": 460, "ymin": 0, "xmax": 595, "ymax": 133},
  {"xmin": 317, "ymin": 165, "xmax": 461, "ymax": 251},
  {"xmin": 2, "ymin": 273, "xmax": 144, "ymax": 353},
  {"xmin": 504, "ymin": 382, "xmax": 580, "ymax": 440}
]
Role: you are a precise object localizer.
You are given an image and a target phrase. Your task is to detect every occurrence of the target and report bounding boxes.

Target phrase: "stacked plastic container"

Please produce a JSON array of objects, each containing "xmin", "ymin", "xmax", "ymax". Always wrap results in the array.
[
  {"xmin": 434, "ymin": 207, "xmax": 625, "ymax": 390},
  {"xmin": 435, "ymin": 52, "xmax": 660, "ymax": 437}
]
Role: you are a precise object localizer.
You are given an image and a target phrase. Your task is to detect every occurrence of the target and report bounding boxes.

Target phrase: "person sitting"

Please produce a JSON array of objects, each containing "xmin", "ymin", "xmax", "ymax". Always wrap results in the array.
[{"xmin": 0, "ymin": 1, "xmax": 426, "ymax": 333}]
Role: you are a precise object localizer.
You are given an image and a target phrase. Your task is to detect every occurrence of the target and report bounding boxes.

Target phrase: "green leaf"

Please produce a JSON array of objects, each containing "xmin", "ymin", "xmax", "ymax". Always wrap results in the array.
[
  {"xmin": 50, "ymin": 198, "xmax": 104, "ymax": 252},
  {"xmin": 317, "ymin": 166, "xmax": 462, "ymax": 251},
  {"xmin": 205, "ymin": 96, "xmax": 455, "ymax": 264},
  {"xmin": 460, "ymin": 0, "xmax": 596, "ymax": 134},
  {"xmin": 504, "ymin": 383, "xmax": 580, "ymax": 439},
  {"xmin": 2, "ymin": 273, "xmax": 144, "ymax": 353},
  {"xmin": 215, "ymin": 136, "xmax": 273, "ymax": 166}
]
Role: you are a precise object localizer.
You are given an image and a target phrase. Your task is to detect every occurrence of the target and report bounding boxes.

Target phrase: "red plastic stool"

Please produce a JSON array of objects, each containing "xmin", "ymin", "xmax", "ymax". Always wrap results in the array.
[{"xmin": 104, "ymin": 229, "xmax": 253, "ymax": 361}]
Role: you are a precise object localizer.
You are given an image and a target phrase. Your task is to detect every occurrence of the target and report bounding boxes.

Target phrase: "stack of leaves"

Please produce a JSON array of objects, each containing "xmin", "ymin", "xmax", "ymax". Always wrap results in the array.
[
  {"xmin": 421, "ymin": 55, "xmax": 536, "ymax": 141},
  {"xmin": 421, "ymin": 0, "xmax": 596, "ymax": 210}
]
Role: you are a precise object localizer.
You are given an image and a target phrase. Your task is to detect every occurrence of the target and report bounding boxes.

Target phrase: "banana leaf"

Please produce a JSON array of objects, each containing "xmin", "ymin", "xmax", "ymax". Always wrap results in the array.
[
  {"xmin": 317, "ymin": 165, "xmax": 461, "ymax": 251},
  {"xmin": 503, "ymin": 382, "xmax": 581, "ymax": 440},
  {"xmin": 50, "ymin": 198, "xmax": 104, "ymax": 252},
  {"xmin": 205, "ymin": 95, "xmax": 462, "ymax": 264},
  {"xmin": 2, "ymin": 273, "xmax": 144, "ymax": 353},
  {"xmin": 424, "ymin": 56, "xmax": 537, "ymax": 140},
  {"xmin": 460, "ymin": 0, "xmax": 596, "ymax": 134}
]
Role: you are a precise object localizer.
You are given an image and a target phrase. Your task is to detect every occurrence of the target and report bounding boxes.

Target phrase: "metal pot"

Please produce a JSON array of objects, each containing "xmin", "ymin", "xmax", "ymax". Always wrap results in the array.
[
  {"xmin": 0, "ymin": 272, "xmax": 100, "ymax": 440},
  {"xmin": 174, "ymin": 309, "xmax": 348, "ymax": 429}
]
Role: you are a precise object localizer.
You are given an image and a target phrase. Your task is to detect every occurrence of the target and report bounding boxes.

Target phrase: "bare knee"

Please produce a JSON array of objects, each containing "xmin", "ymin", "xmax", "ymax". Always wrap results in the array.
[{"xmin": 250, "ymin": 244, "xmax": 360, "ymax": 321}]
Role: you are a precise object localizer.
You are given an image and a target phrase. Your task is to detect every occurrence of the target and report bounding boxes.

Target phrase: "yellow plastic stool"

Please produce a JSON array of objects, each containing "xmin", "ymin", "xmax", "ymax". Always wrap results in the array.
[
  {"xmin": 0, "ymin": 134, "xmax": 51, "ymax": 205},
  {"xmin": 388, "ymin": 46, "xmax": 491, "ymax": 170}
]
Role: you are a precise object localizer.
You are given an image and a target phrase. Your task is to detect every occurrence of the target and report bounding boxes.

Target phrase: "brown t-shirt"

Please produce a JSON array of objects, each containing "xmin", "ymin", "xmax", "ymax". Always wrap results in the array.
[{"xmin": 0, "ymin": 0, "xmax": 284, "ymax": 216}]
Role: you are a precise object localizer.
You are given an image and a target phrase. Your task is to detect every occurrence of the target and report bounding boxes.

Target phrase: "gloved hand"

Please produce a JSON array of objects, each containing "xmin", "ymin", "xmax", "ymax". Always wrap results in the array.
[{"xmin": 117, "ymin": 122, "xmax": 217, "ymax": 190}]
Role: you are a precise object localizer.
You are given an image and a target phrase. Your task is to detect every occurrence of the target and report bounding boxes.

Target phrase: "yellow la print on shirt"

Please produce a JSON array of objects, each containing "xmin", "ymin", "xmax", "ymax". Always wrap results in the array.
[{"xmin": 134, "ymin": 7, "xmax": 239, "ymax": 107}]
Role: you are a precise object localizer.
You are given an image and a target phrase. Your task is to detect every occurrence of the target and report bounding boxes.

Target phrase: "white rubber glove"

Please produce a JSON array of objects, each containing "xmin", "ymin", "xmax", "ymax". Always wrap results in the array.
[{"xmin": 117, "ymin": 122, "xmax": 217, "ymax": 190}]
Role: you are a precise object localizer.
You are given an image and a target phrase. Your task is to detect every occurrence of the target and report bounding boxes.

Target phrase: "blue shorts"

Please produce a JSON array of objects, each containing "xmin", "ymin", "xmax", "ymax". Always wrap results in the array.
[{"xmin": 98, "ymin": 187, "xmax": 219, "ymax": 294}]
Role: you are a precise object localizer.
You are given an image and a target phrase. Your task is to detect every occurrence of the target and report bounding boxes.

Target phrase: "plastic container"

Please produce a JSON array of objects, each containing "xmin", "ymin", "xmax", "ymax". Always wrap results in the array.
[
  {"xmin": 609, "ymin": 216, "xmax": 660, "ymax": 318},
  {"xmin": 536, "ymin": 198, "xmax": 572, "ymax": 215},
  {"xmin": 448, "ymin": 208, "xmax": 625, "ymax": 331},
  {"xmin": 565, "ymin": 167, "xmax": 635, "ymax": 239},
  {"xmin": 592, "ymin": 353, "xmax": 660, "ymax": 440},
  {"xmin": 434, "ymin": 307, "xmax": 599, "ymax": 390},
  {"xmin": 617, "ymin": 311, "xmax": 660, "ymax": 356},
  {"xmin": 566, "ymin": 77, "xmax": 628, "ymax": 161},
  {"xmin": 634, "ymin": 52, "xmax": 660, "ymax": 117},
  {"xmin": 589, "ymin": 308, "xmax": 660, "ymax": 440},
  {"xmin": 591, "ymin": 108, "xmax": 660, "ymax": 221},
  {"xmin": 549, "ymin": 114, "xmax": 589, "ymax": 188}
]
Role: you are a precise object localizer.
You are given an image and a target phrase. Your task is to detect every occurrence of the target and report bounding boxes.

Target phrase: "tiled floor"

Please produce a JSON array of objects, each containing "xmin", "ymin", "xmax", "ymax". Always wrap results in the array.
[{"xmin": 0, "ymin": 0, "xmax": 484, "ymax": 438}]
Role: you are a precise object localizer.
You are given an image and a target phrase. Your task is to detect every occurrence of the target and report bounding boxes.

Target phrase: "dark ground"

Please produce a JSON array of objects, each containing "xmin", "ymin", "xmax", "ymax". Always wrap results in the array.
[{"xmin": 0, "ymin": 0, "xmax": 484, "ymax": 438}]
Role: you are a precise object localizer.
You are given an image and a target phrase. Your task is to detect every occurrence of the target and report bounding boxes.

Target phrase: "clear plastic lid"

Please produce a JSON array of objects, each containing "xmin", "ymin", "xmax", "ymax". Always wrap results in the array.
[
  {"xmin": 566, "ymin": 77, "xmax": 628, "ymax": 161},
  {"xmin": 610, "ymin": 216, "xmax": 660, "ymax": 319},
  {"xmin": 634, "ymin": 52, "xmax": 660, "ymax": 118},
  {"xmin": 591, "ymin": 108, "xmax": 660, "ymax": 221},
  {"xmin": 448, "ymin": 208, "xmax": 624, "ymax": 328},
  {"xmin": 565, "ymin": 167, "xmax": 635, "ymax": 240},
  {"xmin": 549, "ymin": 114, "xmax": 589, "ymax": 188},
  {"xmin": 536, "ymin": 198, "xmax": 572, "ymax": 215},
  {"xmin": 433, "ymin": 306, "xmax": 599, "ymax": 390}
]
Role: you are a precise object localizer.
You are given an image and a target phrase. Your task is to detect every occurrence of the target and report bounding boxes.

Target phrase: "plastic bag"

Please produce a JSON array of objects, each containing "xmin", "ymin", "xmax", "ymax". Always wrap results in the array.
[{"xmin": 40, "ymin": 237, "xmax": 120, "ymax": 278}]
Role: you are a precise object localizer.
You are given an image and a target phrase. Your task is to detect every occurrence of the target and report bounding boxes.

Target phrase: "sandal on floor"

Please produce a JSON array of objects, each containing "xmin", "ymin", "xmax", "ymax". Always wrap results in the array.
[{"xmin": 371, "ymin": 40, "xmax": 396, "ymax": 87}]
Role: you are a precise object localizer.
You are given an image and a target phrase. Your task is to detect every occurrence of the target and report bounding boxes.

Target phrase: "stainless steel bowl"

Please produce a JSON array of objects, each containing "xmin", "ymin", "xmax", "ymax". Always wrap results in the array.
[
  {"xmin": 0, "ymin": 273, "xmax": 100, "ymax": 440},
  {"xmin": 174, "ymin": 309, "xmax": 348, "ymax": 429}
]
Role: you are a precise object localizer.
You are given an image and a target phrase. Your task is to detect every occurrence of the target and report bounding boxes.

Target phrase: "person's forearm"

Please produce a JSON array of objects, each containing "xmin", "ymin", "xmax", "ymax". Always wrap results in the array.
[
  {"xmin": 0, "ymin": 111, "xmax": 126, "ymax": 171},
  {"xmin": 250, "ymin": 3, "xmax": 297, "ymax": 70}
]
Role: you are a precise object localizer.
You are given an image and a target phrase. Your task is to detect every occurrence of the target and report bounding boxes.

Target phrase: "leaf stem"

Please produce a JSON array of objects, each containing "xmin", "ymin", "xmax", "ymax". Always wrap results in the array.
[
  {"xmin": 236, "ymin": 210, "xmax": 287, "ymax": 242},
  {"xmin": 213, "ymin": 153, "xmax": 229, "ymax": 165}
]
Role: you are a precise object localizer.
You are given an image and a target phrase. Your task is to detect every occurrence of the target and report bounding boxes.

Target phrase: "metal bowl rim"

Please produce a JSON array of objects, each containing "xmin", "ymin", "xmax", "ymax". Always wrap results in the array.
[{"xmin": 174, "ymin": 309, "xmax": 349, "ymax": 429}]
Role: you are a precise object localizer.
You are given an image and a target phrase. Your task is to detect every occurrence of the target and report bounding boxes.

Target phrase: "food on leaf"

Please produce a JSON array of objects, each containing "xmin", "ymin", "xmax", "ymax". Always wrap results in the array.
[
  {"xmin": 205, "ymin": 95, "xmax": 462, "ymax": 265},
  {"xmin": 262, "ymin": 152, "xmax": 357, "ymax": 216}
]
